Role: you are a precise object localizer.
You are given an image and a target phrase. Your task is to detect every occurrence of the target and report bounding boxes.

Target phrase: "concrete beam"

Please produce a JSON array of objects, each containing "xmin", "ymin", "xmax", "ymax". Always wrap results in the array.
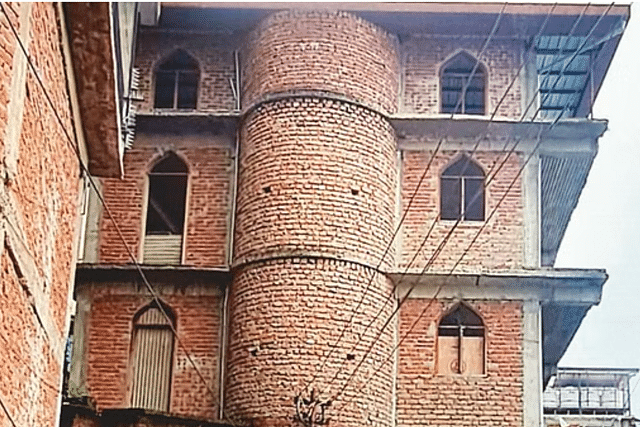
[{"xmin": 393, "ymin": 117, "xmax": 607, "ymax": 155}]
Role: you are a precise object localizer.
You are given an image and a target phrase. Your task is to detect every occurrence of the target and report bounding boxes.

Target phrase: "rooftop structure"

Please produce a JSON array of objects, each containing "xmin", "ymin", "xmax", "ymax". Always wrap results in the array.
[{"xmin": 544, "ymin": 367, "xmax": 639, "ymax": 427}]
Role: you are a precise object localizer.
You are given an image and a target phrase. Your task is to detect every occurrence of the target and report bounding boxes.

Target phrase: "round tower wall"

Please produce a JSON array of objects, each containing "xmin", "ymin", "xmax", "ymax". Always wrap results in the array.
[
  {"xmin": 228, "ymin": 10, "xmax": 400, "ymax": 427},
  {"xmin": 225, "ymin": 258, "xmax": 396, "ymax": 427},
  {"xmin": 234, "ymin": 98, "xmax": 398, "ymax": 269},
  {"xmin": 242, "ymin": 10, "xmax": 400, "ymax": 115}
]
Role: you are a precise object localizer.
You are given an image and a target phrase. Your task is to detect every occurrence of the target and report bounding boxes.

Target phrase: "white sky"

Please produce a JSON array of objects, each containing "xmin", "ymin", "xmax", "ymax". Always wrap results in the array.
[{"xmin": 554, "ymin": 1, "xmax": 640, "ymax": 417}]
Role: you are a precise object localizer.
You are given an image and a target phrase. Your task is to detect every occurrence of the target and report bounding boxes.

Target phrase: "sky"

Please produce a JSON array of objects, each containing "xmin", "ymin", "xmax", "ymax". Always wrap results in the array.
[{"xmin": 553, "ymin": 1, "xmax": 640, "ymax": 417}]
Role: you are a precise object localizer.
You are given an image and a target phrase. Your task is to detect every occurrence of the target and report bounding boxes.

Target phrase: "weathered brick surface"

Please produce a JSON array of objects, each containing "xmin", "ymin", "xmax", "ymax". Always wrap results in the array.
[
  {"xmin": 0, "ymin": 251, "xmax": 61, "ymax": 426},
  {"xmin": 87, "ymin": 8, "xmax": 534, "ymax": 427},
  {"xmin": 0, "ymin": 2, "xmax": 18, "ymax": 152},
  {"xmin": 0, "ymin": 3, "xmax": 82, "ymax": 426},
  {"xmin": 400, "ymin": 150, "xmax": 524, "ymax": 273},
  {"xmin": 401, "ymin": 37, "xmax": 523, "ymax": 118},
  {"xmin": 135, "ymin": 31, "xmax": 237, "ymax": 113},
  {"xmin": 98, "ymin": 146, "xmax": 233, "ymax": 267},
  {"xmin": 242, "ymin": 10, "xmax": 399, "ymax": 114},
  {"xmin": 235, "ymin": 98, "xmax": 397, "ymax": 269},
  {"xmin": 226, "ymin": 258, "xmax": 395, "ymax": 427},
  {"xmin": 397, "ymin": 299, "xmax": 523, "ymax": 427},
  {"xmin": 82, "ymin": 284, "xmax": 222, "ymax": 420}
]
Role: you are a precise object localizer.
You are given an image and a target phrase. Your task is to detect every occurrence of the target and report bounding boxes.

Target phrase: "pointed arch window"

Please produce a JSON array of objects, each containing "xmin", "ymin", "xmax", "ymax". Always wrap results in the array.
[
  {"xmin": 441, "ymin": 52, "xmax": 486, "ymax": 115},
  {"xmin": 129, "ymin": 302, "xmax": 175, "ymax": 412},
  {"xmin": 437, "ymin": 304, "xmax": 485, "ymax": 375},
  {"xmin": 440, "ymin": 155, "xmax": 485, "ymax": 221},
  {"xmin": 154, "ymin": 50, "xmax": 199, "ymax": 109},
  {"xmin": 144, "ymin": 152, "xmax": 188, "ymax": 264}
]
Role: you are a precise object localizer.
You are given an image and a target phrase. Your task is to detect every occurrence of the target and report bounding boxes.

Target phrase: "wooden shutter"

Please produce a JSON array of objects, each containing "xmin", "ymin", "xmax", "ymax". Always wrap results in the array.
[
  {"xmin": 143, "ymin": 235, "xmax": 183, "ymax": 265},
  {"xmin": 437, "ymin": 336, "xmax": 459, "ymax": 374},
  {"xmin": 461, "ymin": 335, "xmax": 484, "ymax": 375},
  {"xmin": 130, "ymin": 307, "xmax": 174, "ymax": 412}
]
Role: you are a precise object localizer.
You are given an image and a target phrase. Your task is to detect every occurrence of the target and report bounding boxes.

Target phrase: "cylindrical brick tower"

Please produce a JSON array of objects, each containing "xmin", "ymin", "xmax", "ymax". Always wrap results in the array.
[{"xmin": 227, "ymin": 10, "xmax": 400, "ymax": 427}]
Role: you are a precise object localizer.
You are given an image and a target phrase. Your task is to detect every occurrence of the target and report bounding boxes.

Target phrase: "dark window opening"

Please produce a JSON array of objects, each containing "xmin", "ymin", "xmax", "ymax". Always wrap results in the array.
[
  {"xmin": 441, "ymin": 52, "xmax": 486, "ymax": 115},
  {"xmin": 154, "ymin": 50, "xmax": 199, "ymax": 110},
  {"xmin": 440, "ymin": 155, "xmax": 485, "ymax": 221},
  {"xmin": 146, "ymin": 153, "xmax": 188, "ymax": 236},
  {"xmin": 437, "ymin": 304, "xmax": 485, "ymax": 375}
]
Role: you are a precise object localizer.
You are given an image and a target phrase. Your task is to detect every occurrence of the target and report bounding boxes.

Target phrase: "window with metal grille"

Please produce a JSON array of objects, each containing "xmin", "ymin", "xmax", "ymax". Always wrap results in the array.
[
  {"xmin": 441, "ymin": 52, "xmax": 486, "ymax": 115},
  {"xmin": 440, "ymin": 155, "xmax": 485, "ymax": 221},
  {"xmin": 154, "ymin": 50, "xmax": 199, "ymax": 109},
  {"xmin": 129, "ymin": 303, "xmax": 175, "ymax": 412},
  {"xmin": 144, "ymin": 152, "xmax": 188, "ymax": 265},
  {"xmin": 437, "ymin": 303, "xmax": 485, "ymax": 375}
]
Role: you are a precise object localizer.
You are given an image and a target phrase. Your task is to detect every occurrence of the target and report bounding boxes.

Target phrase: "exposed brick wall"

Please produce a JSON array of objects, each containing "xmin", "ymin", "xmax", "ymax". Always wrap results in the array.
[
  {"xmin": 0, "ymin": 3, "xmax": 82, "ymax": 426},
  {"xmin": 399, "ymin": 150, "xmax": 524, "ymax": 273},
  {"xmin": 0, "ymin": 251, "xmax": 61, "ymax": 426},
  {"xmin": 242, "ymin": 10, "xmax": 399, "ymax": 114},
  {"xmin": 98, "ymin": 145, "xmax": 233, "ymax": 267},
  {"xmin": 401, "ymin": 37, "xmax": 523, "ymax": 119},
  {"xmin": 226, "ymin": 258, "xmax": 395, "ymax": 427},
  {"xmin": 135, "ymin": 31, "xmax": 237, "ymax": 113},
  {"xmin": 235, "ymin": 98, "xmax": 397, "ymax": 269},
  {"xmin": 89, "ymin": 9, "xmax": 537, "ymax": 427},
  {"xmin": 81, "ymin": 284, "xmax": 222, "ymax": 420},
  {"xmin": 397, "ymin": 299, "xmax": 523, "ymax": 427},
  {"xmin": 0, "ymin": 2, "xmax": 19, "ymax": 152}
]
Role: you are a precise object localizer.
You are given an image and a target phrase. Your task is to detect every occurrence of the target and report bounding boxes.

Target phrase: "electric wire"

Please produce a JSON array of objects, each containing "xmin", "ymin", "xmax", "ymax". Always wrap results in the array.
[
  {"xmin": 0, "ymin": 395, "xmax": 18, "ymax": 427},
  {"xmin": 314, "ymin": 2, "xmax": 561, "ymax": 399},
  {"xmin": 1, "ymin": 3, "xmax": 621, "ymax": 425},
  {"xmin": 328, "ymin": 3, "xmax": 615, "ymax": 405},
  {"xmin": 333, "ymin": 18, "xmax": 616, "ymax": 407},
  {"xmin": 334, "ymin": 118, "xmax": 545, "ymax": 411},
  {"xmin": 300, "ymin": 1, "xmax": 509, "ymax": 399},
  {"xmin": 0, "ymin": 4, "xmax": 234, "ymax": 424}
]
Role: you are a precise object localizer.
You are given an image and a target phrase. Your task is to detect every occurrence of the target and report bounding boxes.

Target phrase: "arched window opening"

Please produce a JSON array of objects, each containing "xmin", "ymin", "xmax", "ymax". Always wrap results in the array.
[
  {"xmin": 154, "ymin": 50, "xmax": 199, "ymax": 109},
  {"xmin": 441, "ymin": 52, "xmax": 486, "ymax": 115},
  {"xmin": 440, "ymin": 155, "xmax": 485, "ymax": 221},
  {"xmin": 437, "ymin": 304, "xmax": 485, "ymax": 375},
  {"xmin": 129, "ymin": 302, "xmax": 175, "ymax": 412},
  {"xmin": 144, "ymin": 152, "xmax": 188, "ymax": 264}
]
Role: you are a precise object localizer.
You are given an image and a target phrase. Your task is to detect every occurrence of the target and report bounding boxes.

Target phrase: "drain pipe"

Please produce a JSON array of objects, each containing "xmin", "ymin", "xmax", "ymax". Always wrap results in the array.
[{"xmin": 219, "ymin": 49, "xmax": 241, "ymax": 421}]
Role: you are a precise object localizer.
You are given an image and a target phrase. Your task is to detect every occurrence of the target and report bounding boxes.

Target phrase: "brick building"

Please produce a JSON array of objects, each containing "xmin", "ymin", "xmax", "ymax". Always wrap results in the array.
[
  {"xmin": 0, "ymin": 2, "xmax": 137, "ymax": 426},
  {"xmin": 64, "ymin": 3, "xmax": 629, "ymax": 427}
]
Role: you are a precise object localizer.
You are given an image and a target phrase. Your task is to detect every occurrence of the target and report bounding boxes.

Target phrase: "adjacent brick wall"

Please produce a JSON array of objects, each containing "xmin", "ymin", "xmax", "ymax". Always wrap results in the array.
[
  {"xmin": 400, "ymin": 150, "xmax": 524, "ymax": 273},
  {"xmin": 226, "ymin": 258, "xmax": 395, "ymax": 427},
  {"xmin": 135, "ymin": 31, "xmax": 237, "ymax": 113},
  {"xmin": 0, "ymin": 2, "xmax": 19, "ymax": 152},
  {"xmin": 235, "ymin": 98, "xmax": 397, "ymax": 269},
  {"xmin": 98, "ymin": 145, "xmax": 233, "ymax": 267},
  {"xmin": 242, "ymin": 10, "xmax": 400, "ymax": 114},
  {"xmin": 81, "ymin": 283, "xmax": 223, "ymax": 420},
  {"xmin": 0, "ymin": 3, "xmax": 82, "ymax": 426},
  {"xmin": 397, "ymin": 299, "xmax": 524, "ymax": 427},
  {"xmin": 401, "ymin": 37, "xmax": 524, "ymax": 118}
]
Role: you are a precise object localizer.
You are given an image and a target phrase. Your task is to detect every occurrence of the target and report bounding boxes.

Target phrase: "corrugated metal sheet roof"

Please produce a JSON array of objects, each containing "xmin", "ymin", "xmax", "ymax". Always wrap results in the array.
[
  {"xmin": 540, "ymin": 154, "xmax": 594, "ymax": 266},
  {"xmin": 536, "ymin": 35, "xmax": 597, "ymax": 120}
]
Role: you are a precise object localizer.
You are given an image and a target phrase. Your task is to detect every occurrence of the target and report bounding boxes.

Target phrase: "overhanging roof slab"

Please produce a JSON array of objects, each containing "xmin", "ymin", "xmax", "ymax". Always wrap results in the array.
[{"xmin": 392, "ymin": 116, "xmax": 607, "ymax": 152}]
